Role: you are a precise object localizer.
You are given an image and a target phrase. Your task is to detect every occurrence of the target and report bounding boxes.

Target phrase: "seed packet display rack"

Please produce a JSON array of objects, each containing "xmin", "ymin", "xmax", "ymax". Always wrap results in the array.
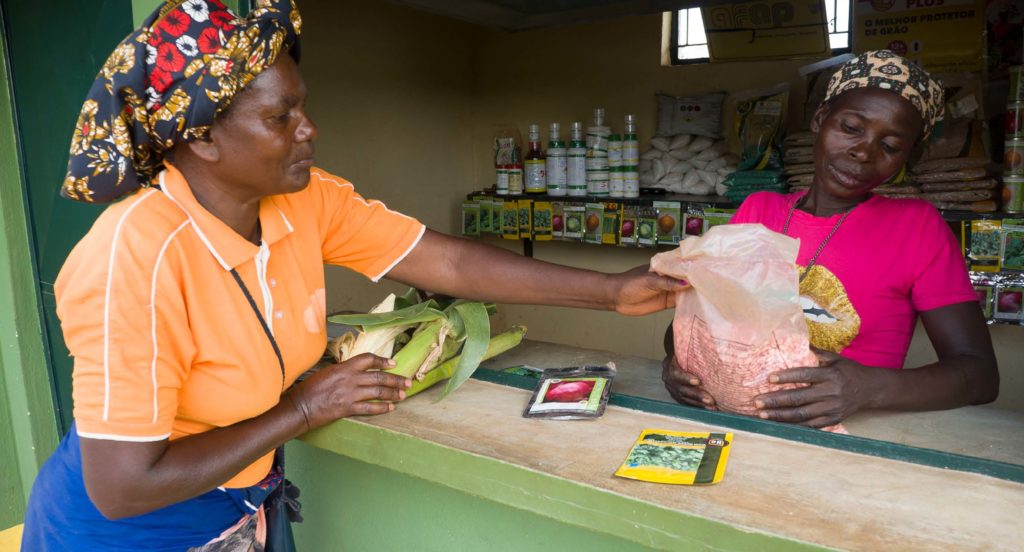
[{"xmin": 461, "ymin": 192, "xmax": 1024, "ymax": 327}]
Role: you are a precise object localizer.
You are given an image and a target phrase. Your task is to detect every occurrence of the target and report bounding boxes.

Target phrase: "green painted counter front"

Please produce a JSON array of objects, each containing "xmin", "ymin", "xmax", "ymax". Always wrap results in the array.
[
  {"xmin": 289, "ymin": 379, "xmax": 1023, "ymax": 551},
  {"xmin": 288, "ymin": 442, "xmax": 656, "ymax": 552},
  {"xmin": 289, "ymin": 416, "xmax": 816, "ymax": 552}
]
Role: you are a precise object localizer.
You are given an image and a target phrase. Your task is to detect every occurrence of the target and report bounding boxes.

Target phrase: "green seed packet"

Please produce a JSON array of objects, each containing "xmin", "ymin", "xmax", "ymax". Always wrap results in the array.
[
  {"xmin": 1001, "ymin": 221, "xmax": 1024, "ymax": 271},
  {"xmin": 637, "ymin": 206, "xmax": 658, "ymax": 247},
  {"xmin": 971, "ymin": 220, "xmax": 1002, "ymax": 259},
  {"xmin": 461, "ymin": 201, "xmax": 479, "ymax": 236},
  {"xmin": 602, "ymin": 202, "xmax": 620, "ymax": 245},
  {"xmin": 615, "ymin": 429, "xmax": 733, "ymax": 485},
  {"xmin": 703, "ymin": 207, "xmax": 734, "ymax": 232},
  {"xmin": 474, "ymin": 195, "xmax": 492, "ymax": 233},
  {"xmin": 584, "ymin": 203, "xmax": 605, "ymax": 244},
  {"xmin": 562, "ymin": 205, "xmax": 585, "ymax": 241},
  {"xmin": 489, "ymin": 198, "xmax": 504, "ymax": 234}
]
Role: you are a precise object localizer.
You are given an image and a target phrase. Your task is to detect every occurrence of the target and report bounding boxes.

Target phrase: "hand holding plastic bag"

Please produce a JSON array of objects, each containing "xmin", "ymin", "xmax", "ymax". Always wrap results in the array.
[{"xmin": 651, "ymin": 223, "xmax": 846, "ymax": 433}]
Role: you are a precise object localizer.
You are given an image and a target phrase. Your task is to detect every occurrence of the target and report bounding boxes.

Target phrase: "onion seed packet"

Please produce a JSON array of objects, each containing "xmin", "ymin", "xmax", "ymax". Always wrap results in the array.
[{"xmin": 522, "ymin": 365, "xmax": 614, "ymax": 420}]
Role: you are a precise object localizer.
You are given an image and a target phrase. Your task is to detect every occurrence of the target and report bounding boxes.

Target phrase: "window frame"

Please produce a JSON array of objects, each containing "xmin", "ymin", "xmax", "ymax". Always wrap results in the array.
[{"xmin": 669, "ymin": 1, "xmax": 853, "ymax": 66}]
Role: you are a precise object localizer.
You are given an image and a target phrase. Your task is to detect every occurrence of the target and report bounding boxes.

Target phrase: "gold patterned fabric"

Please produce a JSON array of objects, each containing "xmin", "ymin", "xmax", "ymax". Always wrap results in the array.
[
  {"xmin": 798, "ymin": 264, "xmax": 861, "ymax": 353},
  {"xmin": 62, "ymin": 0, "xmax": 302, "ymax": 203},
  {"xmin": 824, "ymin": 49, "xmax": 944, "ymax": 139}
]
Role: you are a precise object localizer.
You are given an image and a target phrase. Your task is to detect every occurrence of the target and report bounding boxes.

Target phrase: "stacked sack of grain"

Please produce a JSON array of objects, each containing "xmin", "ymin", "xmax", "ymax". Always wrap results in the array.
[
  {"xmin": 639, "ymin": 134, "xmax": 739, "ymax": 196},
  {"xmin": 871, "ymin": 178, "xmax": 923, "ymax": 199},
  {"xmin": 783, "ymin": 131, "xmax": 816, "ymax": 192},
  {"xmin": 910, "ymin": 157, "xmax": 997, "ymax": 212}
]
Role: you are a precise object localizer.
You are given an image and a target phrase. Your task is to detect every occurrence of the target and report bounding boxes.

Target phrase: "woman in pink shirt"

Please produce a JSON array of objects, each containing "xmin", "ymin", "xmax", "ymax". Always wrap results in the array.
[{"xmin": 662, "ymin": 51, "xmax": 999, "ymax": 428}]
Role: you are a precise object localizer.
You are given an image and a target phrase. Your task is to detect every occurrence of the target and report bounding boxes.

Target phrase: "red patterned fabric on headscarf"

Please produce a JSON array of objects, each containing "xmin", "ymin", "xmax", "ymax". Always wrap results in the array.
[{"xmin": 62, "ymin": 0, "xmax": 302, "ymax": 203}]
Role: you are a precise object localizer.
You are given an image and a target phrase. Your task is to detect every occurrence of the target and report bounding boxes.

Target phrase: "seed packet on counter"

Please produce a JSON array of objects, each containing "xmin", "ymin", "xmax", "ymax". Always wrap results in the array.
[
  {"xmin": 584, "ymin": 203, "xmax": 605, "ymax": 244},
  {"xmin": 561, "ymin": 204, "xmax": 585, "ymax": 241},
  {"xmin": 619, "ymin": 205, "xmax": 638, "ymax": 246},
  {"xmin": 522, "ymin": 364, "xmax": 615, "ymax": 420},
  {"xmin": 614, "ymin": 429, "xmax": 733, "ymax": 485},
  {"xmin": 461, "ymin": 201, "xmax": 480, "ymax": 236},
  {"xmin": 637, "ymin": 206, "xmax": 658, "ymax": 247}
]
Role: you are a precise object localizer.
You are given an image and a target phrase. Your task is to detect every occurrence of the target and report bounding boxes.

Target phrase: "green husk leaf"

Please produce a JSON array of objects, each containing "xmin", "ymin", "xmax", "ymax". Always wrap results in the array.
[
  {"xmin": 389, "ymin": 319, "xmax": 449, "ymax": 379},
  {"xmin": 328, "ymin": 301, "xmax": 443, "ymax": 330},
  {"xmin": 438, "ymin": 302, "xmax": 490, "ymax": 400},
  {"xmin": 393, "ymin": 287, "xmax": 422, "ymax": 310},
  {"xmin": 407, "ymin": 325, "xmax": 527, "ymax": 399}
]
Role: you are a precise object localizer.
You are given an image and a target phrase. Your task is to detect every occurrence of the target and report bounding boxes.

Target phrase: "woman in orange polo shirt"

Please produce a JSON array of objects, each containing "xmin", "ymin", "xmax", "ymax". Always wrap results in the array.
[{"xmin": 22, "ymin": 2, "xmax": 684, "ymax": 550}]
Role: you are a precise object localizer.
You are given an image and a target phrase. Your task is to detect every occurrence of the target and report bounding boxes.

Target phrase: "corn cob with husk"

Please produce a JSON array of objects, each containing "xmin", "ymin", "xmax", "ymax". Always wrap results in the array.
[{"xmin": 327, "ymin": 289, "xmax": 526, "ymax": 400}]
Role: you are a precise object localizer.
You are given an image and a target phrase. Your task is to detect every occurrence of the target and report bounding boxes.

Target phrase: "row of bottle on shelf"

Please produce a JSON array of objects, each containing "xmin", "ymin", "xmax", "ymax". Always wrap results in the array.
[{"xmin": 494, "ymin": 108, "xmax": 641, "ymax": 198}]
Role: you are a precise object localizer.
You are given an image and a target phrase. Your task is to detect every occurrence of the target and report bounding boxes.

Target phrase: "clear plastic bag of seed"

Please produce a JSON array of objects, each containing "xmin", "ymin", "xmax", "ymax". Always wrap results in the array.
[{"xmin": 522, "ymin": 364, "xmax": 615, "ymax": 420}]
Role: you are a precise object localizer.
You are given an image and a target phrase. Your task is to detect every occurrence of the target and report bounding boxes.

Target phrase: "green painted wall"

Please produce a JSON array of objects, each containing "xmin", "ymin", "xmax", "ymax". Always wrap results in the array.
[
  {"xmin": 4, "ymin": 0, "xmax": 132, "ymax": 432},
  {"xmin": 0, "ymin": 13, "xmax": 58, "ymax": 529}
]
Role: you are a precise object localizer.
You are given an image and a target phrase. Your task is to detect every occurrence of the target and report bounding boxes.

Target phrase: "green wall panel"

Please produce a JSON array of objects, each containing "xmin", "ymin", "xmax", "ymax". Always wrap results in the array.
[
  {"xmin": 287, "ymin": 441, "xmax": 657, "ymax": 552},
  {"xmin": 3, "ymin": 0, "xmax": 133, "ymax": 431},
  {"xmin": 0, "ymin": 2, "xmax": 58, "ymax": 528}
]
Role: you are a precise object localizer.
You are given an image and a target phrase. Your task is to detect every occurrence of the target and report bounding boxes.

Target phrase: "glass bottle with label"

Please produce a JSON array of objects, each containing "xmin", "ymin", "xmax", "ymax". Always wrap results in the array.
[
  {"xmin": 508, "ymin": 145, "xmax": 524, "ymax": 196},
  {"xmin": 525, "ymin": 123, "xmax": 547, "ymax": 194},
  {"xmin": 546, "ymin": 123, "xmax": 567, "ymax": 196},
  {"xmin": 567, "ymin": 122, "xmax": 587, "ymax": 197}
]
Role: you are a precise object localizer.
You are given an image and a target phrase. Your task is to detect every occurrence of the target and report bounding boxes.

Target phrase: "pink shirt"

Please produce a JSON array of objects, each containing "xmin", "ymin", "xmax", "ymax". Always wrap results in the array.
[{"xmin": 731, "ymin": 191, "xmax": 976, "ymax": 369}]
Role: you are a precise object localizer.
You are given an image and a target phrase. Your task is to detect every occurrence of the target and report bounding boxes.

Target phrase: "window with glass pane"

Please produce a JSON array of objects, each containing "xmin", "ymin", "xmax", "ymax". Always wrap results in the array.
[{"xmin": 673, "ymin": 0, "xmax": 851, "ymax": 63}]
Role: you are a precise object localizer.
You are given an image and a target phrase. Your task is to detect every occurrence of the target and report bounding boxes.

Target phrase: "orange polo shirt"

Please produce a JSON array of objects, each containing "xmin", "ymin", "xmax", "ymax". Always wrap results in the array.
[{"xmin": 55, "ymin": 164, "xmax": 424, "ymax": 488}]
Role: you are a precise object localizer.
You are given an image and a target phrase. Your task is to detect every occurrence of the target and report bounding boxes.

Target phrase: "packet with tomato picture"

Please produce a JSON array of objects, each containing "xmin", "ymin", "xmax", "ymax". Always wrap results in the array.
[{"xmin": 522, "ymin": 365, "xmax": 615, "ymax": 420}]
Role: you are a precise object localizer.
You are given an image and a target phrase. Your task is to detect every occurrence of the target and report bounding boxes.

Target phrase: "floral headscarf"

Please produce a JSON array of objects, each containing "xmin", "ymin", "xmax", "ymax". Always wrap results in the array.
[
  {"xmin": 62, "ymin": 0, "xmax": 301, "ymax": 203},
  {"xmin": 824, "ymin": 50, "xmax": 944, "ymax": 140}
]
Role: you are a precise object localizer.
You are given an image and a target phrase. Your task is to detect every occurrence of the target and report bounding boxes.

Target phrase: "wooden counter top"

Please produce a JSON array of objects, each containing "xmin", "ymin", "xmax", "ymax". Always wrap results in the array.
[{"xmin": 303, "ymin": 378, "xmax": 1023, "ymax": 551}]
